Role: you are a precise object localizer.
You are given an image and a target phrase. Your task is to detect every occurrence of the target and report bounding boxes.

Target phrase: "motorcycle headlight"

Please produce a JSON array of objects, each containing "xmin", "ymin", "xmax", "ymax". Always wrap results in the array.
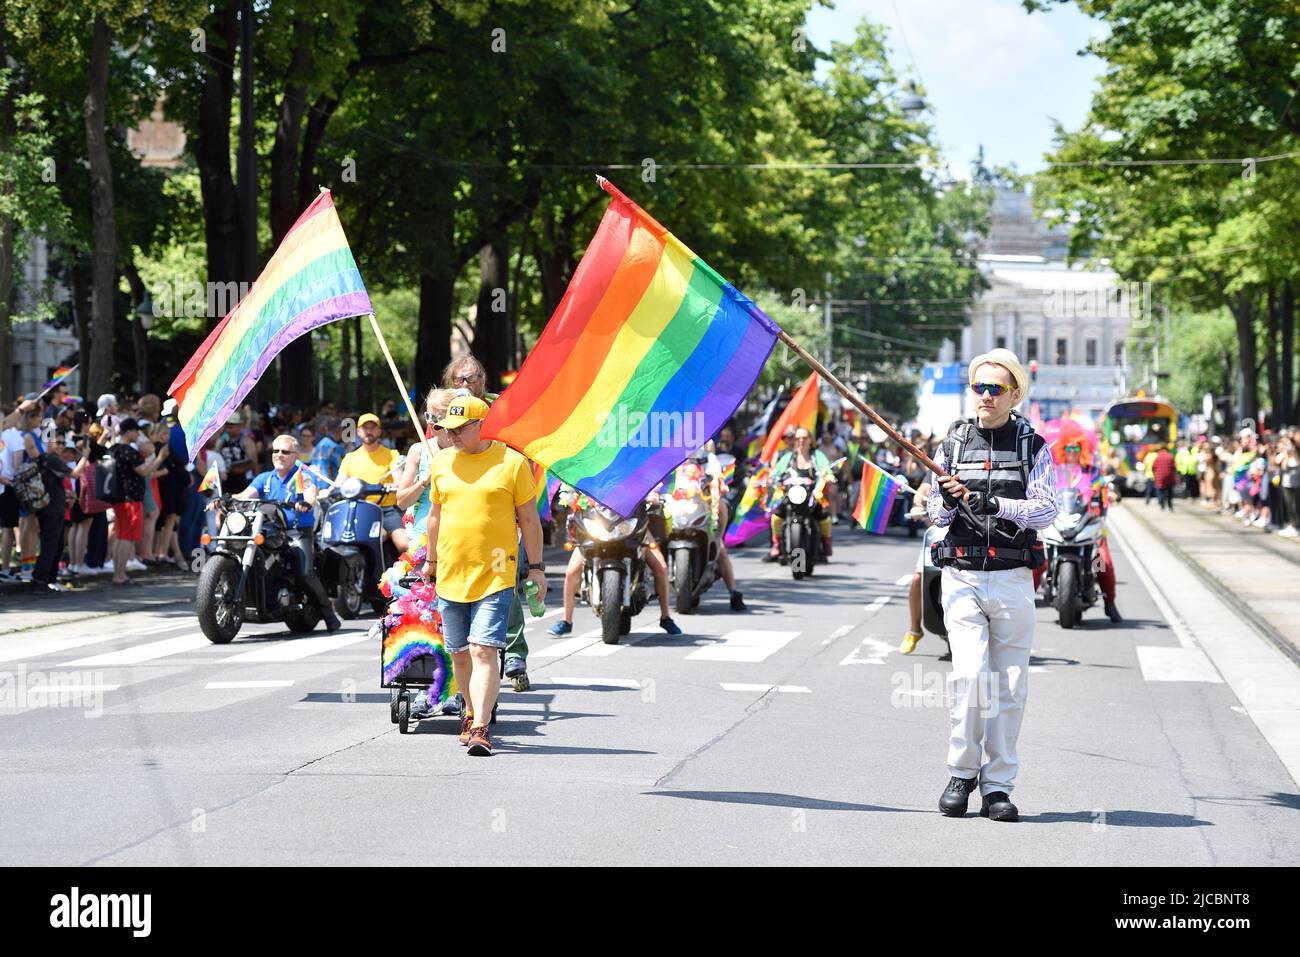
[
  {"xmin": 225, "ymin": 512, "xmax": 248, "ymax": 535},
  {"xmin": 787, "ymin": 485, "xmax": 808, "ymax": 505},
  {"xmin": 1061, "ymin": 512, "xmax": 1083, "ymax": 527},
  {"xmin": 339, "ymin": 477, "xmax": 363, "ymax": 499}
]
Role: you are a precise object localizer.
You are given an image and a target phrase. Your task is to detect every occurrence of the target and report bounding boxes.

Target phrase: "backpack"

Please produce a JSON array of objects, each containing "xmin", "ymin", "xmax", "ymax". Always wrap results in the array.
[
  {"xmin": 79, "ymin": 458, "xmax": 111, "ymax": 514},
  {"xmin": 13, "ymin": 460, "xmax": 50, "ymax": 511},
  {"xmin": 96, "ymin": 451, "xmax": 126, "ymax": 504}
]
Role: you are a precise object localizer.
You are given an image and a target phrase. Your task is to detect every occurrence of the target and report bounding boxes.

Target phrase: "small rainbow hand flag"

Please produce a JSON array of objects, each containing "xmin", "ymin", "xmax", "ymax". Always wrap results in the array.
[
  {"xmin": 197, "ymin": 461, "xmax": 221, "ymax": 494},
  {"xmin": 292, "ymin": 466, "xmax": 308, "ymax": 497},
  {"xmin": 481, "ymin": 178, "xmax": 779, "ymax": 517},
  {"xmin": 852, "ymin": 459, "xmax": 906, "ymax": 535},
  {"xmin": 41, "ymin": 365, "xmax": 77, "ymax": 391},
  {"xmin": 167, "ymin": 190, "xmax": 372, "ymax": 460}
]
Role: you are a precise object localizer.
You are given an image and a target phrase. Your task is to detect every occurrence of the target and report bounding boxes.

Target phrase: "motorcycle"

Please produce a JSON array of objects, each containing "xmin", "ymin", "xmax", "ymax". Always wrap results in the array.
[
  {"xmin": 776, "ymin": 471, "xmax": 822, "ymax": 579},
  {"xmin": 317, "ymin": 477, "xmax": 397, "ymax": 619},
  {"xmin": 1039, "ymin": 468, "xmax": 1106, "ymax": 629},
  {"xmin": 196, "ymin": 496, "xmax": 324, "ymax": 643},
  {"xmin": 920, "ymin": 523, "xmax": 948, "ymax": 640},
  {"xmin": 665, "ymin": 460, "xmax": 725, "ymax": 613},
  {"xmin": 571, "ymin": 499, "xmax": 655, "ymax": 645}
]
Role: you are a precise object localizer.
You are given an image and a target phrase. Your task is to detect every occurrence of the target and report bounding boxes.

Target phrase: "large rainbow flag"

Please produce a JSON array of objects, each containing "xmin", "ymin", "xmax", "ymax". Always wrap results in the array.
[
  {"xmin": 482, "ymin": 178, "xmax": 780, "ymax": 516},
  {"xmin": 167, "ymin": 190, "xmax": 372, "ymax": 459},
  {"xmin": 853, "ymin": 459, "xmax": 907, "ymax": 534}
]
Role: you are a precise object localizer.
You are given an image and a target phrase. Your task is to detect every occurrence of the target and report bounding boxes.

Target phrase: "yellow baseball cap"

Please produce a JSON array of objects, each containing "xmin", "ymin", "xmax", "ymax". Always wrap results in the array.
[
  {"xmin": 356, "ymin": 412, "xmax": 381, "ymax": 428},
  {"xmin": 434, "ymin": 395, "xmax": 489, "ymax": 430}
]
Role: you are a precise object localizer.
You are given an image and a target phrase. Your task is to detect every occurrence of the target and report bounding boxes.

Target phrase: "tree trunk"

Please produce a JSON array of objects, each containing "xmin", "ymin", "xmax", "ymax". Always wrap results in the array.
[
  {"xmin": 353, "ymin": 316, "xmax": 369, "ymax": 410},
  {"xmin": 0, "ymin": 212, "xmax": 12, "ymax": 403},
  {"xmin": 1284, "ymin": 280, "xmax": 1295, "ymax": 427},
  {"xmin": 1230, "ymin": 290, "xmax": 1260, "ymax": 428},
  {"xmin": 1266, "ymin": 284, "xmax": 1281, "ymax": 430},
  {"xmin": 0, "ymin": 20, "xmax": 13, "ymax": 401},
  {"xmin": 473, "ymin": 242, "xmax": 509, "ymax": 390},
  {"xmin": 84, "ymin": 12, "xmax": 117, "ymax": 398},
  {"xmin": 125, "ymin": 261, "xmax": 150, "ymax": 394},
  {"xmin": 270, "ymin": 19, "xmax": 314, "ymax": 408},
  {"xmin": 338, "ymin": 314, "xmax": 351, "ymax": 409},
  {"xmin": 417, "ymin": 272, "xmax": 454, "ymax": 393},
  {"xmin": 193, "ymin": 0, "xmax": 244, "ymax": 332}
]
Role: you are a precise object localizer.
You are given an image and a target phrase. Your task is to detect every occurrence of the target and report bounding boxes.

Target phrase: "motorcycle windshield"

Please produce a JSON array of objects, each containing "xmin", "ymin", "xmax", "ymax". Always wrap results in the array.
[{"xmin": 1053, "ymin": 464, "xmax": 1100, "ymax": 495}]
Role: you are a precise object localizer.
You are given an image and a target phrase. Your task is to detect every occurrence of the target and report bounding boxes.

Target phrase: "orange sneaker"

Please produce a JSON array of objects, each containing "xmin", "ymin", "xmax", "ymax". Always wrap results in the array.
[
  {"xmin": 466, "ymin": 726, "xmax": 493, "ymax": 757},
  {"xmin": 458, "ymin": 714, "xmax": 474, "ymax": 746}
]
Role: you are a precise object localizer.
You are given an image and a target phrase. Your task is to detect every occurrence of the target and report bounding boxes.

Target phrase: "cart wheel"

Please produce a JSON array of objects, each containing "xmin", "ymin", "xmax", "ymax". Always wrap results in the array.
[
  {"xmin": 389, "ymin": 688, "xmax": 400, "ymax": 724},
  {"xmin": 397, "ymin": 693, "xmax": 411, "ymax": 734}
]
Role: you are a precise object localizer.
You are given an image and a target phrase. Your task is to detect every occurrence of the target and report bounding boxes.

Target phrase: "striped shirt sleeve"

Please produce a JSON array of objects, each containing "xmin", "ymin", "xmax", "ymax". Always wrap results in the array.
[
  {"xmin": 993, "ymin": 444, "xmax": 1058, "ymax": 530},
  {"xmin": 925, "ymin": 444, "xmax": 957, "ymax": 527}
]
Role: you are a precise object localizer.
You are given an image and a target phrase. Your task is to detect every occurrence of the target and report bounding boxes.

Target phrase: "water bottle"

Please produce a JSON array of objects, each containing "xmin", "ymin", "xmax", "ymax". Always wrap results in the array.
[{"xmin": 523, "ymin": 578, "xmax": 545, "ymax": 617}]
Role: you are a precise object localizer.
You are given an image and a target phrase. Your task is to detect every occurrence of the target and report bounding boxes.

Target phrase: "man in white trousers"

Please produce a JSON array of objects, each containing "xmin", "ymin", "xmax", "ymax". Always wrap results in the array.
[{"xmin": 926, "ymin": 348, "xmax": 1056, "ymax": 821}]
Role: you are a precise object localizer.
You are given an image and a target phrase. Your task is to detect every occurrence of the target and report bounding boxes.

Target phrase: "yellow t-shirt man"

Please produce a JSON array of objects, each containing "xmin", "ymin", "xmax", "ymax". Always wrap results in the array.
[
  {"xmin": 429, "ymin": 441, "xmax": 536, "ymax": 603},
  {"xmin": 338, "ymin": 443, "xmax": 400, "ymax": 507}
]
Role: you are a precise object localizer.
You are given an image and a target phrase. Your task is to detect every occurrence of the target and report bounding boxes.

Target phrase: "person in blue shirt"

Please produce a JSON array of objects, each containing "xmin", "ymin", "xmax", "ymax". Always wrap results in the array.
[
  {"xmin": 310, "ymin": 415, "xmax": 345, "ymax": 481},
  {"xmin": 224, "ymin": 434, "xmax": 340, "ymax": 631}
]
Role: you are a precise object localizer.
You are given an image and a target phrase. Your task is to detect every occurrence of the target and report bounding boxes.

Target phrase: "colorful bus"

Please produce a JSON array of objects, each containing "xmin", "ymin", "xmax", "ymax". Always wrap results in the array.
[{"xmin": 1100, "ymin": 396, "xmax": 1178, "ymax": 491}]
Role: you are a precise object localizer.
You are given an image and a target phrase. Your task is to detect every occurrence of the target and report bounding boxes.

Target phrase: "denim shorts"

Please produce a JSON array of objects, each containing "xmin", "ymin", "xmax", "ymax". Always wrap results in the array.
[{"xmin": 437, "ymin": 586, "xmax": 513, "ymax": 653}]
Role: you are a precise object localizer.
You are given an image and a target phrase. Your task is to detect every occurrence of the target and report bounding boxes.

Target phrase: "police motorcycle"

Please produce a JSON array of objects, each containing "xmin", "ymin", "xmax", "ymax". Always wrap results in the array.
[
  {"xmin": 665, "ymin": 454, "xmax": 732, "ymax": 613},
  {"xmin": 570, "ymin": 495, "xmax": 657, "ymax": 645},
  {"xmin": 317, "ymin": 475, "xmax": 398, "ymax": 619},
  {"xmin": 1039, "ymin": 466, "xmax": 1107, "ymax": 629},
  {"xmin": 196, "ymin": 495, "xmax": 324, "ymax": 643}
]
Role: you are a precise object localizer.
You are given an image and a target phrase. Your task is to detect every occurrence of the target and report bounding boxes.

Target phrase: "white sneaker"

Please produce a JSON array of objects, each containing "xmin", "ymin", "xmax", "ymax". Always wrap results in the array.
[
  {"xmin": 1253, "ymin": 517, "xmax": 1269, "ymax": 528},
  {"xmin": 1279, "ymin": 526, "xmax": 1298, "ymax": 538},
  {"xmin": 102, "ymin": 559, "xmax": 114, "ymax": 572},
  {"xmin": 125, "ymin": 559, "xmax": 147, "ymax": 572}
]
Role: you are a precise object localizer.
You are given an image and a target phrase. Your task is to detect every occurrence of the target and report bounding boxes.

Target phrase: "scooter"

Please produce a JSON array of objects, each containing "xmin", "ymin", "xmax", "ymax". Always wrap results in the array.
[
  {"xmin": 1039, "ymin": 468, "xmax": 1106, "ymax": 628},
  {"xmin": 665, "ymin": 461, "xmax": 723, "ymax": 613},
  {"xmin": 317, "ymin": 477, "xmax": 398, "ymax": 618},
  {"xmin": 571, "ymin": 499, "xmax": 655, "ymax": 645}
]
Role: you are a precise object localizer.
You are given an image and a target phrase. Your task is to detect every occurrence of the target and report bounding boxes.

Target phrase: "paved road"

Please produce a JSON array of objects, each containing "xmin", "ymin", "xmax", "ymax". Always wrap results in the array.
[{"xmin": 1, "ymin": 513, "xmax": 1297, "ymax": 866}]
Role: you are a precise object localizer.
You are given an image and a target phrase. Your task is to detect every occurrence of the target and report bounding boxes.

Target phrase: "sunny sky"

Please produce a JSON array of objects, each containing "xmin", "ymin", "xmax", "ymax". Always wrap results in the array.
[{"xmin": 806, "ymin": 0, "xmax": 1106, "ymax": 175}]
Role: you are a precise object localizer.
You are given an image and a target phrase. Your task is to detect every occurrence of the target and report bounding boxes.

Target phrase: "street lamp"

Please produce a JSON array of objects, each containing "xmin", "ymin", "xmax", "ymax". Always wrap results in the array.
[
  {"xmin": 136, "ymin": 294, "xmax": 153, "ymax": 332},
  {"xmin": 899, "ymin": 82, "xmax": 925, "ymax": 118}
]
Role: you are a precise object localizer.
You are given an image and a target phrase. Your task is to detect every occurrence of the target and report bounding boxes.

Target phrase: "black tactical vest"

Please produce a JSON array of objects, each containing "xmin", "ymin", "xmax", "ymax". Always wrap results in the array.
[{"xmin": 935, "ymin": 412, "xmax": 1045, "ymax": 571}]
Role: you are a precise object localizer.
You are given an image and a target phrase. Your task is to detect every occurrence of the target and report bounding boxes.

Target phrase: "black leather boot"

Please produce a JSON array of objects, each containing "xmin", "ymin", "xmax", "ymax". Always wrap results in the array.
[
  {"xmin": 939, "ymin": 776, "xmax": 979, "ymax": 817},
  {"xmin": 980, "ymin": 791, "xmax": 1019, "ymax": 822}
]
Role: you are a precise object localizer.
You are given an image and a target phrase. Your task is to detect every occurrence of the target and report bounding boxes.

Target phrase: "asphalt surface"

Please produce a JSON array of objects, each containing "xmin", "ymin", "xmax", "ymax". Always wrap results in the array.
[{"xmin": 1, "ymin": 513, "xmax": 1297, "ymax": 866}]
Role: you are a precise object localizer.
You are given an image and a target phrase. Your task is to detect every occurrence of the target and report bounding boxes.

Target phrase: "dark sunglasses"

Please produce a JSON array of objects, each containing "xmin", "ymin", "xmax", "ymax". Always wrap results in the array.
[
  {"xmin": 971, "ymin": 382, "xmax": 1012, "ymax": 397},
  {"xmin": 423, "ymin": 411, "xmax": 442, "ymax": 424},
  {"xmin": 272, "ymin": 447, "xmax": 295, "ymax": 454}
]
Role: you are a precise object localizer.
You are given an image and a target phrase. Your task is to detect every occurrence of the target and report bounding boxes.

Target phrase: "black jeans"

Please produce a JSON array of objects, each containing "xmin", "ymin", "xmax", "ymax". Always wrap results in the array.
[
  {"xmin": 32, "ymin": 506, "xmax": 66, "ymax": 586},
  {"xmin": 1156, "ymin": 486, "xmax": 1174, "ymax": 511},
  {"xmin": 288, "ymin": 528, "xmax": 333, "ymax": 615}
]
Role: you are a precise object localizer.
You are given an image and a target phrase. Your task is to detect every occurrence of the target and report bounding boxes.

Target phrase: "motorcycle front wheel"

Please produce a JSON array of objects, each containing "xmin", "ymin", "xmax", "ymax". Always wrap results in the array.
[
  {"xmin": 673, "ymin": 550, "xmax": 693, "ymax": 615},
  {"xmin": 600, "ymin": 568, "xmax": 624, "ymax": 644},
  {"xmin": 333, "ymin": 557, "xmax": 364, "ymax": 619},
  {"xmin": 1055, "ymin": 562, "xmax": 1078, "ymax": 629},
  {"xmin": 196, "ymin": 556, "xmax": 243, "ymax": 644}
]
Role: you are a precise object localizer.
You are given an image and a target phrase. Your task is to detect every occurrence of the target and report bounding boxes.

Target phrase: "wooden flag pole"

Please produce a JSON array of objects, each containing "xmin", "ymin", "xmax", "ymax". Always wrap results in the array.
[
  {"xmin": 776, "ymin": 329, "xmax": 947, "ymax": 477},
  {"xmin": 365, "ymin": 313, "xmax": 440, "ymax": 472}
]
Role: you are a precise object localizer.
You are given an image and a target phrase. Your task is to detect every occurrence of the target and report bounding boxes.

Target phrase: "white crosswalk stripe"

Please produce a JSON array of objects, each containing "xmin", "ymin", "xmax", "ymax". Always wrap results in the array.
[
  {"xmin": 686, "ymin": 630, "xmax": 800, "ymax": 663},
  {"xmin": 65, "ymin": 633, "xmax": 212, "ymax": 667},
  {"xmin": 219, "ymin": 631, "xmax": 372, "ymax": 663}
]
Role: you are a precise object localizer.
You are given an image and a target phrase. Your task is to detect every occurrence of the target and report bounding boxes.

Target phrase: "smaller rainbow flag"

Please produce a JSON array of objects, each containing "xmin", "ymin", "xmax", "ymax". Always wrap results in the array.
[
  {"xmin": 197, "ymin": 461, "xmax": 221, "ymax": 494},
  {"xmin": 853, "ymin": 460, "xmax": 906, "ymax": 535},
  {"xmin": 292, "ymin": 466, "xmax": 308, "ymax": 497},
  {"xmin": 41, "ymin": 365, "xmax": 77, "ymax": 391}
]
